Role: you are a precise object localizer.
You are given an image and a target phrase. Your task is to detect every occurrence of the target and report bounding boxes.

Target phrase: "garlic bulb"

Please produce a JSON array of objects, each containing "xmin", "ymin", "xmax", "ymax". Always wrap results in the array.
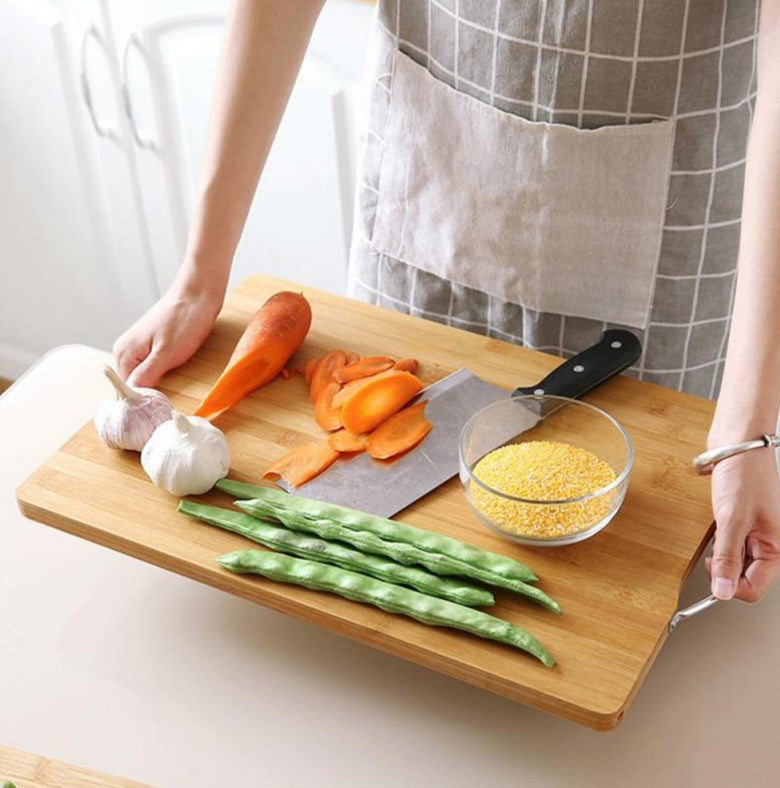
[
  {"xmin": 141, "ymin": 410, "xmax": 230, "ymax": 496},
  {"xmin": 94, "ymin": 366, "xmax": 173, "ymax": 451}
]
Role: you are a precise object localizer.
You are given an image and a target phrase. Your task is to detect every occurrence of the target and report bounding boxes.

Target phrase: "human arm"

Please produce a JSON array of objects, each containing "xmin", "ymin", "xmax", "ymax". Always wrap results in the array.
[
  {"xmin": 113, "ymin": 0, "xmax": 326, "ymax": 386},
  {"xmin": 707, "ymin": 0, "xmax": 780, "ymax": 602}
]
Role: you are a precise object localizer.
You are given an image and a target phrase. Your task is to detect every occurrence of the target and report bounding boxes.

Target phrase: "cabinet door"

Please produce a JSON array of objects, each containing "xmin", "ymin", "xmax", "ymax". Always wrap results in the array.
[
  {"xmin": 112, "ymin": 0, "xmax": 374, "ymax": 296},
  {"xmin": 0, "ymin": 0, "xmax": 157, "ymax": 378}
]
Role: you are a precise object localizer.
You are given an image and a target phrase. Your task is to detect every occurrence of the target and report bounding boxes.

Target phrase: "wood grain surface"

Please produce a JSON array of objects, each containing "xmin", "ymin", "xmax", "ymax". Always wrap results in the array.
[
  {"xmin": 16, "ymin": 275, "xmax": 716, "ymax": 730},
  {"xmin": 0, "ymin": 744, "xmax": 149, "ymax": 787}
]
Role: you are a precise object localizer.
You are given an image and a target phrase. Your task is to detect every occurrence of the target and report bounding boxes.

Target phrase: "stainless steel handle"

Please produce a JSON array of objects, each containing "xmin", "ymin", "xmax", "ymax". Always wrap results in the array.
[
  {"xmin": 79, "ymin": 25, "xmax": 117, "ymax": 140},
  {"xmin": 121, "ymin": 35, "xmax": 159, "ymax": 153},
  {"xmin": 669, "ymin": 594, "xmax": 719, "ymax": 632}
]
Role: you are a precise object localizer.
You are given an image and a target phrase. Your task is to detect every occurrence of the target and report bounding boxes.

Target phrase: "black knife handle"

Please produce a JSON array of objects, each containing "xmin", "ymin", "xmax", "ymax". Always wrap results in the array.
[{"xmin": 511, "ymin": 329, "xmax": 641, "ymax": 399}]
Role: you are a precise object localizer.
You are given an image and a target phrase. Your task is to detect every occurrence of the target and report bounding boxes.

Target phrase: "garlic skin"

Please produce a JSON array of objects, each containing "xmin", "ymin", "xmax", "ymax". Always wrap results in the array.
[
  {"xmin": 94, "ymin": 366, "xmax": 173, "ymax": 451},
  {"xmin": 141, "ymin": 410, "xmax": 230, "ymax": 496}
]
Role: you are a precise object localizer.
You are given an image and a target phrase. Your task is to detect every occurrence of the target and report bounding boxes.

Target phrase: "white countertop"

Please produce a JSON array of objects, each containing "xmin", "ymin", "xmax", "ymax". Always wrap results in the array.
[{"xmin": 1, "ymin": 346, "xmax": 778, "ymax": 788}]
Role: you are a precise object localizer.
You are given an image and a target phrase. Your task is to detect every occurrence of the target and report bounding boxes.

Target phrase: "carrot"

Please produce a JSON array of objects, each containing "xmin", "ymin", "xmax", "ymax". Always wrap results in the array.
[
  {"xmin": 344, "ymin": 351, "xmax": 360, "ymax": 365},
  {"xmin": 314, "ymin": 381, "xmax": 343, "ymax": 432},
  {"xmin": 262, "ymin": 441, "xmax": 340, "ymax": 487},
  {"xmin": 280, "ymin": 368, "xmax": 293, "ymax": 380},
  {"xmin": 327, "ymin": 428, "xmax": 368, "ymax": 453},
  {"xmin": 332, "ymin": 369, "xmax": 398, "ymax": 408},
  {"xmin": 366, "ymin": 401, "xmax": 432, "ymax": 459},
  {"xmin": 340, "ymin": 371, "xmax": 424, "ymax": 434},
  {"xmin": 393, "ymin": 357, "xmax": 419, "ymax": 374},
  {"xmin": 333, "ymin": 355, "xmax": 395, "ymax": 384},
  {"xmin": 309, "ymin": 350, "xmax": 347, "ymax": 403},
  {"xmin": 303, "ymin": 357, "xmax": 320, "ymax": 385},
  {"xmin": 194, "ymin": 291, "xmax": 312, "ymax": 419}
]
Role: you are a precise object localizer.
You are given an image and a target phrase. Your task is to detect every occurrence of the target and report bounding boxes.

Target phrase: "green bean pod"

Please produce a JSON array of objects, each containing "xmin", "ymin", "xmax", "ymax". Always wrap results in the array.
[
  {"xmin": 217, "ymin": 549, "xmax": 555, "ymax": 667},
  {"xmin": 179, "ymin": 500, "xmax": 494, "ymax": 607},
  {"xmin": 235, "ymin": 498, "xmax": 562, "ymax": 615},
  {"xmin": 215, "ymin": 478, "xmax": 537, "ymax": 582}
]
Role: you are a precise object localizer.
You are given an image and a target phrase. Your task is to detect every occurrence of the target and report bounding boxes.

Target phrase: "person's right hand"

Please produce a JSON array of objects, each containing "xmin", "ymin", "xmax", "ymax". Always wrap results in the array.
[{"xmin": 113, "ymin": 277, "xmax": 224, "ymax": 388}]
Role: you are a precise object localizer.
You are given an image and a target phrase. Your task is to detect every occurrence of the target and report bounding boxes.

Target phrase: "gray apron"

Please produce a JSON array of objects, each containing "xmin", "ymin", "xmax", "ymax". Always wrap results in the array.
[{"xmin": 347, "ymin": 0, "xmax": 759, "ymax": 398}]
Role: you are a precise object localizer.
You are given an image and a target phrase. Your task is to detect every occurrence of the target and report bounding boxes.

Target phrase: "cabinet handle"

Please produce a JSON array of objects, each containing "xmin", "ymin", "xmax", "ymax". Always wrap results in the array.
[
  {"xmin": 79, "ymin": 26, "xmax": 117, "ymax": 140},
  {"xmin": 121, "ymin": 35, "xmax": 159, "ymax": 153}
]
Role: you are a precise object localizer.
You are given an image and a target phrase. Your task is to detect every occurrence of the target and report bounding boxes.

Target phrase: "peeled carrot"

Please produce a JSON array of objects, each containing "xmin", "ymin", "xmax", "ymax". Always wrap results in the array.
[
  {"xmin": 333, "ymin": 356, "xmax": 395, "ymax": 384},
  {"xmin": 194, "ymin": 291, "xmax": 312, "ymax": 419},
  {"xmin": 262, "ymin": 441, "xmax": 340, "ymax": 487},
  {"xmin": 309, "ymin": 350, "xmax": 347, "ymax": 403},
  {"xmin": 366, "ymin": 401, "xmax": 432, "ymax": 459},
  {"xmin": 393, "ymin": 357, "xmax": 419, "ymax": 374},
  {"xmin": 332, "ymin": 369, "xmax": 398, "ymax": 408},
  {"xmin": 327, "ymin": 428, "xmax": 368, "ymax": 453},
  {"xmin": 340, "ymin": 371, "xmax": 424, "ymax": 434},
  {"xmin": 314, "ymin": 381, "xmax": 343, "ymax": 432}
]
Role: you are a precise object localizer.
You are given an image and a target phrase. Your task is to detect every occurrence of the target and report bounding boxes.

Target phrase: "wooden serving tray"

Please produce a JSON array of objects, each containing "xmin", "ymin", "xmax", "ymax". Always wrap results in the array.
[{"xmin": 16, "ymin": 275, "xmax": 716, "ymax": 729}]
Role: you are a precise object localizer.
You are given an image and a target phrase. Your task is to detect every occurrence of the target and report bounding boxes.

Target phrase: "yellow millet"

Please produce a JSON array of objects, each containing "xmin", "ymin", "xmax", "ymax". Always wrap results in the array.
[{"xmin": 470, "ymin": 441, "xmax": 617, "ymax": 538}]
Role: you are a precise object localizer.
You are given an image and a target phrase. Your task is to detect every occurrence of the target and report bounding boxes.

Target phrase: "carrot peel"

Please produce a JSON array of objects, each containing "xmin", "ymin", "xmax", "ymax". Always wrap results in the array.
[
  {"xmin": 327, "ymin": 428, "xmax": 368, "ymax": 453},
  {"xmin": 262, "ymin": 441, "xmax": 340, "ymax": 487},
  {"xmin": 314, "ymin": 381, "xmax": 343, "ymax": 432},
  {"xmin": 366, "ymin": 401, "xmax": 432, "ymax": 459},
  {"xmin": 333, "ymin": 356, "xmax": 395, "ymax": 384},
  {"xmin": 340, "ymin": 371, "xmax": 424, "ymax": 434}
]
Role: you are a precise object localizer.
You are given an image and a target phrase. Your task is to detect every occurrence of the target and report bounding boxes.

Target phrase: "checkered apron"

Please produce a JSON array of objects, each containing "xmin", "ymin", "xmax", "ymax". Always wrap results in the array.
[{"xmin": 347, "ymin": 0, "xmax": 759, "ymax": 398}]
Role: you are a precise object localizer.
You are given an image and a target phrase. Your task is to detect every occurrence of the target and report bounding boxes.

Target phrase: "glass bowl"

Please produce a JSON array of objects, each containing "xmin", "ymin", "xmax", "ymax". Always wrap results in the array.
[{"xmin": 458, "ymin": 395, "xmax": 633, "ymax": 547}]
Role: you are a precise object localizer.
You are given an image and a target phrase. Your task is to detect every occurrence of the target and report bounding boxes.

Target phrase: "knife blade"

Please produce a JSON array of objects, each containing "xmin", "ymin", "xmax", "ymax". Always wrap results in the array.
[{"xmin": 279, "ymin": 329, "xmax": 641, "ymax": 517}]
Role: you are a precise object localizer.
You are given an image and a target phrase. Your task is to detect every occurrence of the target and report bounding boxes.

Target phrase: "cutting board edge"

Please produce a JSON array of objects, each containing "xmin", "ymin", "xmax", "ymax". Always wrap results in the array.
[{"xmin": 17, "ymin": 474, "xmax": 631, "ymax": 731}]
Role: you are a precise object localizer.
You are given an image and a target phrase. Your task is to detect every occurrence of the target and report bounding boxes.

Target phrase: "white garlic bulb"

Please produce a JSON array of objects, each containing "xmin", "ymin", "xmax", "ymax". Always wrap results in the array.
[
  {"xmin": 141, "ymin": 410, "xmax": 230, "ymax": 496},
  {"xmin": 94, "ymin": 365, "xmax": 173, "ymax": 451}
]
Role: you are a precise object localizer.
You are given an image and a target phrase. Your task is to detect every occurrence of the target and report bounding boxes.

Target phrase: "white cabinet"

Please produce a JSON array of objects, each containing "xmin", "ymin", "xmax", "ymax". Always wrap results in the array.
[
  {"xmin": 0, "ymin": 0, "xmax": 374, "ymax": 379},
  {"xmin": 0, "ymin": 0, "xmax": 157, "ymax": 378}
]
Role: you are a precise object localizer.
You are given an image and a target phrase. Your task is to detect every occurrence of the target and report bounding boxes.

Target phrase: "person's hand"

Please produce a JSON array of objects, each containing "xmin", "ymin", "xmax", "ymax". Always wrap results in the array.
[
  {"xmin": 707, "ymin": 448, "xmax": 780, "ymax": 602},
  {"xmin": 113, "ymin": 276, "xmax": 224, "ymax": 387}
]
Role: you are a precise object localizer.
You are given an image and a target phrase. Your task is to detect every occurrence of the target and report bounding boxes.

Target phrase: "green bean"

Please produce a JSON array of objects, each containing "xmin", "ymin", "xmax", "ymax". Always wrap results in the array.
[
  {"xmin": 235, "ymin": 498, "xmax": 562, "ymax": 615},
  {"xmin": 215, "ymin": 478, "xmax": 537, "ymax": 582},
  {"xmin": 179, "ymin": 500, "xmax": 494, "ymax": 607},
  {"xmin": 217, "ymin": 550, "xmax": 555, "ymax": 667}
]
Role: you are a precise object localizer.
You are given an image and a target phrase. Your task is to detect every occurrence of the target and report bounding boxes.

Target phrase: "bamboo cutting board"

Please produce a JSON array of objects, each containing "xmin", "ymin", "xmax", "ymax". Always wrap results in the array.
[{"xmin": 16, "ymin": 275, "xmax": 716, "ymax": 730}]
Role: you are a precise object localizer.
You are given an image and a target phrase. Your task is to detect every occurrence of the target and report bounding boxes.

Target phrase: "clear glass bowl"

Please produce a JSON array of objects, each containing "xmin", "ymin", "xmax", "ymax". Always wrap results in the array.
[{"xmin": 458, "ymin": 395, "xmax": 633, "ymax": 547}]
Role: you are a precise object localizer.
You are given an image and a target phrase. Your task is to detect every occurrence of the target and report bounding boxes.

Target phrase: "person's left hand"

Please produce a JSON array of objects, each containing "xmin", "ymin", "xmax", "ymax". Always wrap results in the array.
[{"xmin": 707, "ymin": 448, "xmax": 780, "ymax": 602}]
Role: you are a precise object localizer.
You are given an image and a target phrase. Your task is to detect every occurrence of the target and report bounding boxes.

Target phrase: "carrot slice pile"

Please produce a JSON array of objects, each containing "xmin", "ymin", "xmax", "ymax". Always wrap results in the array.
[
  {"xmin": 262, "ymin": 350, "xmax": 428, "ymax": 486},
  {"xmin": 366, "ymin": 402, "xmax": 432, "ymax": 459},
  {"xmin": 195, "ymin": 291, "xmax": 312, "ymax": 419},
  {"xmin": 340, "ymin": 371, "xmax": 424, "ymax": 434},
  {"xmin": 333, "ymin": 355, "xmax": 395, "ymax": 384},
  {"xmin": 262, "ymin": 441, "xmax": 340, "ymax": 487}
]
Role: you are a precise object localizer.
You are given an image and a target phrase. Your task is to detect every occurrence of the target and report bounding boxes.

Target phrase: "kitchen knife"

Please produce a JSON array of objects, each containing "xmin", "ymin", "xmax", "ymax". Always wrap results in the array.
[{"xmin": 279, "ymin": 329, "xmax": 641, "ymax": 517}]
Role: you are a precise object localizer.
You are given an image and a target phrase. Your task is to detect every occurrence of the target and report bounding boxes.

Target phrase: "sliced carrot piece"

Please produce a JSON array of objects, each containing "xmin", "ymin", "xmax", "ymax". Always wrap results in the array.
[
  {"xmin": 327, "ymin": 428, "xmax": 368, "ymax": 453},
  {"xmin": 194, "ymin": 291, "xmax": 312, "ymax": 419},
  {"xmin": 262, "ymin": 441, "xmax": 340, "ymax": 487},
  {"xmin": 340, "ymin": 371, "xmax": 424, "ymax": 434},
  {"xmin": 366, "ymin": 401, "xmax": 432, "ymax": 459},
  {"xmin": 333, "ymin": 355, "xmax": 395, "ymax": 384},
  {"xmin": 393, "ymin": 357, "xmax": 419, "ymax": 374},
  {"xmin": 280, "ymin": 367, "xmax": 293, "ymax": 380},
  {"xmin": 303, "ymin": 357, "xmax": 320, "ymax": 385},
  {"xmin": 332, "ymin": 369, "xmax": 398, "ymax": 408},
  {"xmin": 309, "ymin": 350, "xmax": 347, "ymax": 403},
  {"xmin": 314, "ymin": 381, "xmax": 343, "ymax": 432},
  {"xmin": 344, "ymin": 351, "xmax": 360, "ymax": 365}
]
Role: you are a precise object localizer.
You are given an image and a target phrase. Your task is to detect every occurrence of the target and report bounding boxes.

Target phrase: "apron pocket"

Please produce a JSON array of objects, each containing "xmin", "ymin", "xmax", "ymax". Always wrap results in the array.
[{"xmin": 371, "ymin": 51, "xmax": 674, "ymax": 329}]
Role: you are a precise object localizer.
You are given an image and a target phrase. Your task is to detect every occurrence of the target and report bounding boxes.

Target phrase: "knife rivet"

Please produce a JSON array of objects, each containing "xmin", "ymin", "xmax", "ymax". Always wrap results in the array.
[
  {"xmin": 573, "ymin": 365, "xmax": 584, "ymax": 373},
  {"xmin": 611, "ymin": 340, "xmax": 623, "ymax": 348},
  {"xmin": 534, "ymin": 388, "xmax": 545, "ymax": 395}
]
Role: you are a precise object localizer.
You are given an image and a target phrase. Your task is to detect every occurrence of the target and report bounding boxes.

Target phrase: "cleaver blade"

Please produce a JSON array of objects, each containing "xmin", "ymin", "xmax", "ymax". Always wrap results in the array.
[{"xmin": 279, "ymin": 329, "xmax": 641, "ymax": 517}]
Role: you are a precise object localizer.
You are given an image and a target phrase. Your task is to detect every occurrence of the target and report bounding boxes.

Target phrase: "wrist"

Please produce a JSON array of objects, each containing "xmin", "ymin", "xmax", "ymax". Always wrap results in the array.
[{"xmin": 709, "ymin": 406, "xmax": 779, "ymax": 449}]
